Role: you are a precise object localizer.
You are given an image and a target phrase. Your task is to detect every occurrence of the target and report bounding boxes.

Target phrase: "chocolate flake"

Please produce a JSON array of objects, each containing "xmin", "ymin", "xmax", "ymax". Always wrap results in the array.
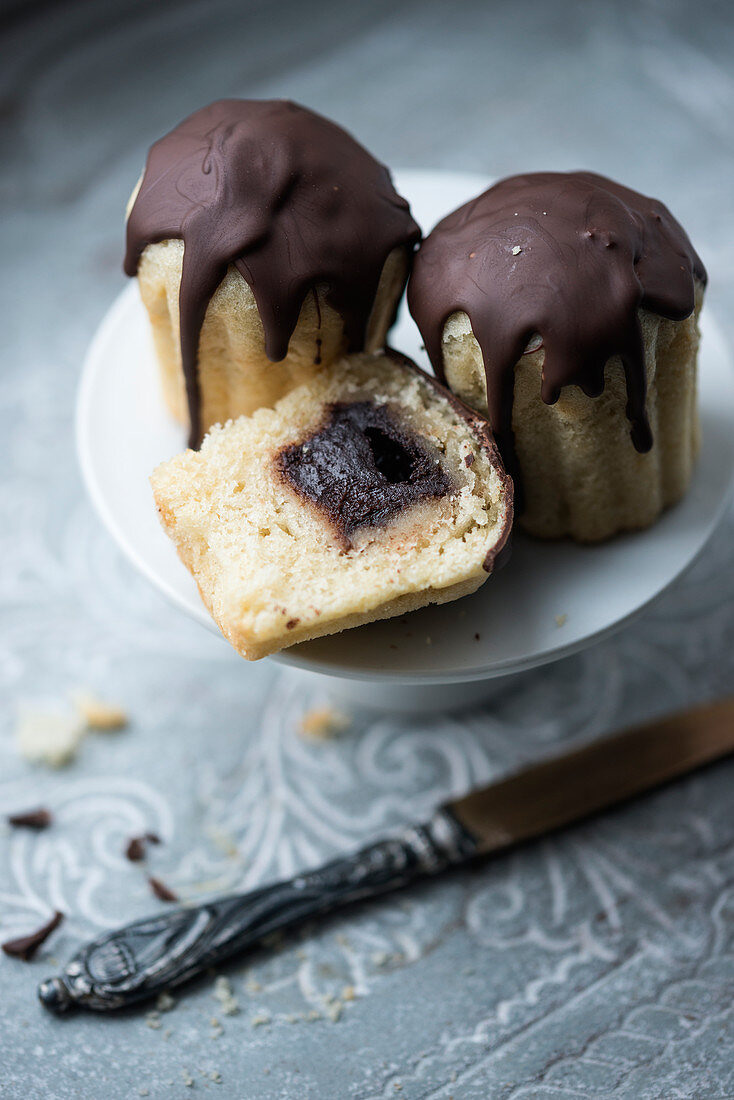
[
  {"xmin": 2, "ymin": 911, "xmax": 63, "ymax": 961},
  {"xmin": 149, "ymin": 877, "xmax": 178, "ymax": 903},
  {"xmin": 125, "ymin": 833, "xmax": 161, "ymax": 861},
  {"xmin": 125, "ymin": 837, "xmax": 145, "ymax": 861},
  {"xmin": 7, "ymin": 807, "xmax": 52, "ymax": 829}
]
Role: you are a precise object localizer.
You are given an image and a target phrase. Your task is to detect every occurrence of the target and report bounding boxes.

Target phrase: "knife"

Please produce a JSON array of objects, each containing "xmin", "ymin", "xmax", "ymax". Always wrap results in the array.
[{"xmin": 38, "ymin": 696, "xmax": 734, "ymax": 1014}]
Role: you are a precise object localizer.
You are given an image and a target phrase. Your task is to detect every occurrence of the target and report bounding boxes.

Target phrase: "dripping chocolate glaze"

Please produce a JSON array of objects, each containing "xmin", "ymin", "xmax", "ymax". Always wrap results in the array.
[
  {"xmin": 125, "ymin": 99, "xmax": 421, "ymax": 447},
  {"xmin": 408, "ymin": 171, "xmax": 706, "ymax": 483},
  {"xmin": 276, "ymin": 401, "xmax": 453, "ymax": 548}
]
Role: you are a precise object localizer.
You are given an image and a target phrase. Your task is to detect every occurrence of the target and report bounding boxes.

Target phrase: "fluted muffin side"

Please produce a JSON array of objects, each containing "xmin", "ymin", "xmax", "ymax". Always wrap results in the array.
[
  {"xmin": 136, "ymin": 239, "xmax": 409, "ymax": 435},
  {"xmin": 439, "ymin": 284, "xmax": 703, "ymax": 541}
]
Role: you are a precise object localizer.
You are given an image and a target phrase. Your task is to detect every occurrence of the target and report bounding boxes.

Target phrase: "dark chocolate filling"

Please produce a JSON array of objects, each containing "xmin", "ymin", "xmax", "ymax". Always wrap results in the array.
[
  {"xmin": 125, "ymin": 99, "xmax": 420, "ymax": 448},
  {"xmin": 408, "ymin": 170, "xmax": 706, "ymax": 489},
  {"xmin": 276, "ymin": 402, "xmax": 453, "ymax": 546}
]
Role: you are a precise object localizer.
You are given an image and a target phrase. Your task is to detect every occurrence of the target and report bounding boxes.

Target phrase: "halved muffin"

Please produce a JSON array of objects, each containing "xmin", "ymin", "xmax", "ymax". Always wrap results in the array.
[{"xmin": 151, "ymin": 352, "xmax": 512, "ymax": 659}]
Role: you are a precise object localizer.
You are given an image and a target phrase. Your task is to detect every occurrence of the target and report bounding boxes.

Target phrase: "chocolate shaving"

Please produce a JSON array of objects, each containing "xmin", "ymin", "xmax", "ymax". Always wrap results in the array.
[
  {"xmin": 7, "ymin": 808, "xmax": 52, "ymax": 829},
  {"xmin": 125, "ymin": 833, "xmax": 161, "ymax": 861},
  {"xmin": 125, "ymin": 837, "xmax": 145, "ymax": 861},
  {"xmin": 2, "ymin": 911, "xmax": 64, "ymax": 961},
  {"xmin": 148, "ymin": 877, "xmax": 178, "ymax": 903}
]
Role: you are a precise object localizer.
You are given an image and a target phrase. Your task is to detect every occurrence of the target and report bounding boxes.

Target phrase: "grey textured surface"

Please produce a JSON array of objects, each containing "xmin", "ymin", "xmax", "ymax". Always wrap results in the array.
[{"xmin": 2, "ymin": 0, "xmax": 734, "ymax": 1097}]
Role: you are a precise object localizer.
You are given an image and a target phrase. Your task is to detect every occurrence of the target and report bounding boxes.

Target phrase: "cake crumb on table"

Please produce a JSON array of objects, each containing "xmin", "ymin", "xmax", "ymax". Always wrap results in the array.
[
  {"xmin": 15, "ymin": 706, "xmax": 86, "ymax": 768},
  {"xmin": 14, "ymin": 689, "xmax": 129, "ymax": 768},
  {"xmin": 72, "ymin": 690, "xmax": 128, "ymax": 730},
  {"xmin": 213, "ymin": 975, "xmax": 239, "ymax": 1016},
  {"xmin": 298, "ymin": 706, "xmax": 351, "ymax": 741},
  {"xmin": 555, "ymin": 613, "xmax": 568, "ymax": 627},
  {"xmin": 156, "ymin": 991, "xmax": 176, "ymax": 1013}
]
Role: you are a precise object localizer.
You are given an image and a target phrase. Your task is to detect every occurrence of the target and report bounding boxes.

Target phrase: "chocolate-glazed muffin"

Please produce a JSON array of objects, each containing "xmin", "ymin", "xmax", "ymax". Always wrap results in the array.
[
  {"xmin": 408, "ymin": 171, "xmax": 706, "ymax": 542},
  {"xmin": 125, "ymin": 99, "xmax": 420, "ymax": 448},
  {"xmin": 151, "ymin": 351, "xmax": 512, "ymax": 660}
]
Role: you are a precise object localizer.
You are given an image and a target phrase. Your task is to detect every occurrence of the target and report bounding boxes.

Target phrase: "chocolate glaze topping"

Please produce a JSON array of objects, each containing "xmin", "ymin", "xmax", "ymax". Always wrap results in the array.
[
  {"xmin": 276, "ymin": 401, "xmax": 453, "ymax": 547},
  {"xmin": 408, "ymin": 171, "xmax": 706, "ymax": 478},
  {"xmin": 125, "ymin": 99, "xmax": 420, "ymax": 447}
]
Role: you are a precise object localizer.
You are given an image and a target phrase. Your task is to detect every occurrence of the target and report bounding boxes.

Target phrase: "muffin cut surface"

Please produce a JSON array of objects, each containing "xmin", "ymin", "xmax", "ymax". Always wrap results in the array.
[{"xmin": 151, "ymin": 352, "xmax": 512, "ymax": 659}]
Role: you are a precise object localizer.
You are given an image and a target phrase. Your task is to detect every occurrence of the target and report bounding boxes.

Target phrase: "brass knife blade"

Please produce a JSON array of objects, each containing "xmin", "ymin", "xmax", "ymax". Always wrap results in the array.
[{"xmin": 448, "ymin": 697, "xmax": 734, "ymax": 855}]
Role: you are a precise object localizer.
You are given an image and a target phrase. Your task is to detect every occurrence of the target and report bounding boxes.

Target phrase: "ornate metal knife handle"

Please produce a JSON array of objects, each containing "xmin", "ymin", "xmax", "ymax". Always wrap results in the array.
[{"xmin": 38, "ymin": 809, "xmax": 477, "ymax": 1013}]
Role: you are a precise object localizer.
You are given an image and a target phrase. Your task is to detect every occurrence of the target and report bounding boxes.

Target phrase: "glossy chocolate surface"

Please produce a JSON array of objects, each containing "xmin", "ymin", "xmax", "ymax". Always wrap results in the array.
[{"xmin": 408, "ymin": 171, "xmax": 706, "ymax": 474}]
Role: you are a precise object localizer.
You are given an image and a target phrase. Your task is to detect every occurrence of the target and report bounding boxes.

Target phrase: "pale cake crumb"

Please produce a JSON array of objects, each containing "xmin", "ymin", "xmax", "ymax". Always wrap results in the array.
[
  {"xmin": 15, "ymin": 706, "xmax": 86, "ymax": 768},
  {"xmin": 156, "ymin": 991, "xmax": 176, "ymax": 1013},
  {"xmin": 341, "ymin": 985, "xmax": 356, "ymax": 1002},
  {"xmin": 555, "ymin": 613, "xmax": 568, "ymax": 628},
  {"xmin": 298, "ymin": 706, "xmax": 351, "ymax": 741},
  {"xmin": 72, "ymin": 690, "xmax": 128, "ymax": 730},
  {"xmin": 213, "ymin": 975, "xmax": 239, "ymax": 1016},
  {"xmin": 204, "ymin": 824, "xmax": 241, "ymax": 860},
  {"xmin": 250, "ymin": 1011, "xmax": 271, "ymax": 1027},
  {"xmin": 150, "ymin": 352, "xmax": 512, "ymax": 661}
]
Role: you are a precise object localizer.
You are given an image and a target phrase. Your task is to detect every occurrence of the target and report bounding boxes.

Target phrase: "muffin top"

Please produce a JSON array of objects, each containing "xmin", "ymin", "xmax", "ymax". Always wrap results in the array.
[
  {"xmin": 408, "ymin": 171, "xmax": 706, "ymax": 459},
  {"xmin": 125, "ymin": 99, "xmax": 420, "ymax": 446}
]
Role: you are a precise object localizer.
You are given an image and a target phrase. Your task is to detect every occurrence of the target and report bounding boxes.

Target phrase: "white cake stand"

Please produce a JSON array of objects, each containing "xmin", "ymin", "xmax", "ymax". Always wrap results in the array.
[{"xmin": 77, "ymin": 170, "xmax": 734, "ymax": 711}]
